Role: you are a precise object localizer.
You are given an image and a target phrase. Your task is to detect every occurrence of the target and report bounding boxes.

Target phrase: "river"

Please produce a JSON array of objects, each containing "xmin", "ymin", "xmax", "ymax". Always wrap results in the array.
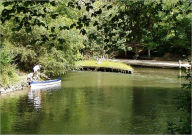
[{"xmin": 1, "ymin": 68, "xmax": 191, "ymax": 134}]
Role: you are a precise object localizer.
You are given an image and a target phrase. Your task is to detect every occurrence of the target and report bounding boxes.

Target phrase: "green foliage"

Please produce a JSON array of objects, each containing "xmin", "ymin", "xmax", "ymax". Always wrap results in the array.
[
  {"xmin": 181, "ymin": 59, "xmax": 192, "ymax": 89},
  {"xmin": 0, "ymin": 64, "xmax": 19, "ymax": 87},
  {"xmin": 167, "ymin": 91, "xmax": 191, "ymax": 134},
  {"xmin": 0, "ymin": 0, "xmax": 85, "ymax": 80},
  {"xmin": 69, "ymin": 0, "xmax": 191, "ymax": 58},
  {"xmin": 0, "ymin": 44, "xmax": 19, "ymax": 87},
  {"xmin": 0, "ymin": 44, "xmax": 12, "ymax": 66},
  {"xmin": 0, "ymin": 0, "xmax": 191, "ymax": 85},
  {"xmin": 39, "ymin": 48, "xmax": 70, "ymax": 77},
  {"xmin": 181, "ymin": 69, "xmax": 192, "ymax": 89}
]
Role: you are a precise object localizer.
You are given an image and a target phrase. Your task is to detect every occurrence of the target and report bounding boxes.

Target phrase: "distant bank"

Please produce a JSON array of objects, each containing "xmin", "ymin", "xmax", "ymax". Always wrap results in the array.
[{"xmin": 111, "ymin": 59, "xmax": 191, "ymax": 69}]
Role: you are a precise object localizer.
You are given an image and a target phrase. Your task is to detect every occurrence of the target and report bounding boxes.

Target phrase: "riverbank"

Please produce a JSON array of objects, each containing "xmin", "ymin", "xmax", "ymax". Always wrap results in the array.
[
  {"xmin": 1, "ymin": 59, "xmax": 189, "ymax": 95},
  {"xmin": 76, "ymin": 60, "xmax": 134, "ymax": 74},
  {"xmin": 0, "ymin": 72, "xmax": 28, "ymax": 94},
  {"xmin": 111, "ymin": 59, "xmax": 191, "ymax": 69}
]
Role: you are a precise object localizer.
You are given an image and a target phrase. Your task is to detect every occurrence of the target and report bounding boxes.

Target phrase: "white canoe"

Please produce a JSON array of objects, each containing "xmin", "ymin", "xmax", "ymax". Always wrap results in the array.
[{"xmin": 30, "ymin": 78, "xmax": 61, "ymax": 90}]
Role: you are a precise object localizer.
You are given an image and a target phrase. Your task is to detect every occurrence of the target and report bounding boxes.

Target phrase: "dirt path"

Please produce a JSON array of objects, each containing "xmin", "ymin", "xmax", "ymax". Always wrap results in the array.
[{"xmin": 110, "ymin": 59, "xmax": 191, "ymax": 69}]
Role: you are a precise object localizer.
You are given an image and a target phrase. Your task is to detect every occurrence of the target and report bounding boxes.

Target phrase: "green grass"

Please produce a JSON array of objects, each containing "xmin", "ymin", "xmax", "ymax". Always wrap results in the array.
[
  {"xmin": 76, "ymin": 60, "xmax": 133, "ymax": 71},
  {"xmin": 0, "ymin": 65, "xmax": 19, "ymax": 87},
  {"xmin": 0, "ymin": 65, "xmax": 27, "ymax": 87}
]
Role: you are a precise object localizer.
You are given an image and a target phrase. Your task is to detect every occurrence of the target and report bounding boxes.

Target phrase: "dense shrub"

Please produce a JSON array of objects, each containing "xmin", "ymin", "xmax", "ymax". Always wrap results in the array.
[{"xmin": 0, "ymin": 44, "xmax": 19, "ymax": 87}]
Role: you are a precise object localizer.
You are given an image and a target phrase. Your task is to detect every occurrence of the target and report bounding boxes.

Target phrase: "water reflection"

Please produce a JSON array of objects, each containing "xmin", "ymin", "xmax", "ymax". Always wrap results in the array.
[
  {"xmin": 167, "ymin": 91, "xmax": 191, "ymax": 134},
  {"xmin": 28, "ymin": 85, "xmax": 61, "ymax": 110},
  {"xmin": 1, "ymin": 70, "xmax": 190, "ymax": 134},
  {"xmin": 28, "ymin": 89, "xmax": 41, "ymax": 110}
]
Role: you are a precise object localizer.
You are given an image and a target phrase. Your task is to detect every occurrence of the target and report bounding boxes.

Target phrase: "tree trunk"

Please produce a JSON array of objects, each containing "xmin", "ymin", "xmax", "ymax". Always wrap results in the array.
[{"xmin": 124, "ymin": 50, "xmax": 127, "ymax": 58}]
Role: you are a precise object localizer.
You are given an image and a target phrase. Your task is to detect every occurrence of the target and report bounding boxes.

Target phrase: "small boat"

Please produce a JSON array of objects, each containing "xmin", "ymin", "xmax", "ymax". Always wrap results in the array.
[{"xmin": 30, "ymin": 78, "xmax": 61, "ymax": 90}]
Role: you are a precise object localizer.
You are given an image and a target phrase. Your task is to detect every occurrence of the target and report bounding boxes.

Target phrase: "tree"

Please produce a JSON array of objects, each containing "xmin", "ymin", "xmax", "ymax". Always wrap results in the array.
[
  {"xmin": 68, "ymin": 0, "xmax": 191, "ymax": 59},
  {"xmin": 0, "ymin": 0, "xmax": 85, "ymax": 77}
]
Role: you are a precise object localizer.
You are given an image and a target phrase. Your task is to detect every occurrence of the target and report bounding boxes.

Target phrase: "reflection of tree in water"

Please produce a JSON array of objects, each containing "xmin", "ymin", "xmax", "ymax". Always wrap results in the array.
[
  {"xmin": 167, "ymin": 91, "xmax": 191, "ymax": 134},
  {"xmin": 130, "ymin": 87, "xmax": 169, "ymax": 133},
  {"xmin": 11, "ymin": 87, "xmax": 61, "ymax": 133},
  {"xmin": 129, "ymin": 87, "xmax": 191, "ymax": 134},
  {"xmin": 10, "ymin": 93, "xmax": 42, "ymax": 133}
]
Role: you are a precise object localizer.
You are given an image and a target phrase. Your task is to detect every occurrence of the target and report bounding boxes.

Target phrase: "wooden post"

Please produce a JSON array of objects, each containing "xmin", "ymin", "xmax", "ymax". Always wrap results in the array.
[
  {"xmin": 135, "ymin": 47, "xmax": 138, "ymax": 59},
  {"xmin": 179, "ymin": 69, "xmax": 182, "ymax": 77},
  {"xmin": 178, "ymin": 60, "xmax": 182, "ymax": 77},
  {"xmin": 148, "ymin": 48, "xmax": 151, "ymax": 58},
  {"xmin": 179, "ymin": 60, "xmax": 181, "ymax": 69}
]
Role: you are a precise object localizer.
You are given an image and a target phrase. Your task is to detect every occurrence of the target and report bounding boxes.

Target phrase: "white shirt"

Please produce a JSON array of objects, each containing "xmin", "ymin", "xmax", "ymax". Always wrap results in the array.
[
  {"xmin": 27, "ymin": 73, "xmax": 34, "ymax": 81},
  {"xmin": 33, "ymin": 65, "xmax": 40, "ymax": 72},
  {"xmin": 27, "ymin": 73, "xmax": 33, "ymax": 79}
]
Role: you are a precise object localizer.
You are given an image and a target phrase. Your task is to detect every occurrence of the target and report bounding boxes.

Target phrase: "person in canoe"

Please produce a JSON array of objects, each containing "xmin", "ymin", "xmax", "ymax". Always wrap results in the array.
[
  {"xmin": 27, "ymin": 72, "xmax": 35, "ymax": 85},
  {"xmin": 33, "ymin": 64, "xmax": 50, "ymax": 81},
  {"xmin": 33, "ymin": 64, "xmax": 41, "ymax": 81}
]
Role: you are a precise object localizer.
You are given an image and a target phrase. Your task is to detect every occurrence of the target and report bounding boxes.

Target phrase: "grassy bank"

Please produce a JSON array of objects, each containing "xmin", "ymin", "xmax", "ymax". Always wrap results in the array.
[
  {"xmin": 0, "ymin": 69, "xmax": 28, "ymax": 94},
  {"xmin": 0, "ymin": 68, "xmax": 27, "ymax": 88},
  {"xmin": 76, "ymin": 60, "xmax": 133, "ymax": 73}
]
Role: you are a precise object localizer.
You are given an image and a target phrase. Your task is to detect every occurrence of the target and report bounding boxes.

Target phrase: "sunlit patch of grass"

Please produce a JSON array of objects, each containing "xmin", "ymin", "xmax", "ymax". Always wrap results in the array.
[
  {"xmin": 76, "ymin": 60, "xmax": 133, "ymax": 71},
  {"xmin": 0, "ymin": 64, "xmax": 19, "ymax": 87}
]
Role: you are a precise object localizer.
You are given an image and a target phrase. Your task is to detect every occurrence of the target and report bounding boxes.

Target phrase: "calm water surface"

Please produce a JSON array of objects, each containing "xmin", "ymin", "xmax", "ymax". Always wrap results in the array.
[{"xmin": 1, "ymin": 68, "xmax": 191, "ymax": 134}]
